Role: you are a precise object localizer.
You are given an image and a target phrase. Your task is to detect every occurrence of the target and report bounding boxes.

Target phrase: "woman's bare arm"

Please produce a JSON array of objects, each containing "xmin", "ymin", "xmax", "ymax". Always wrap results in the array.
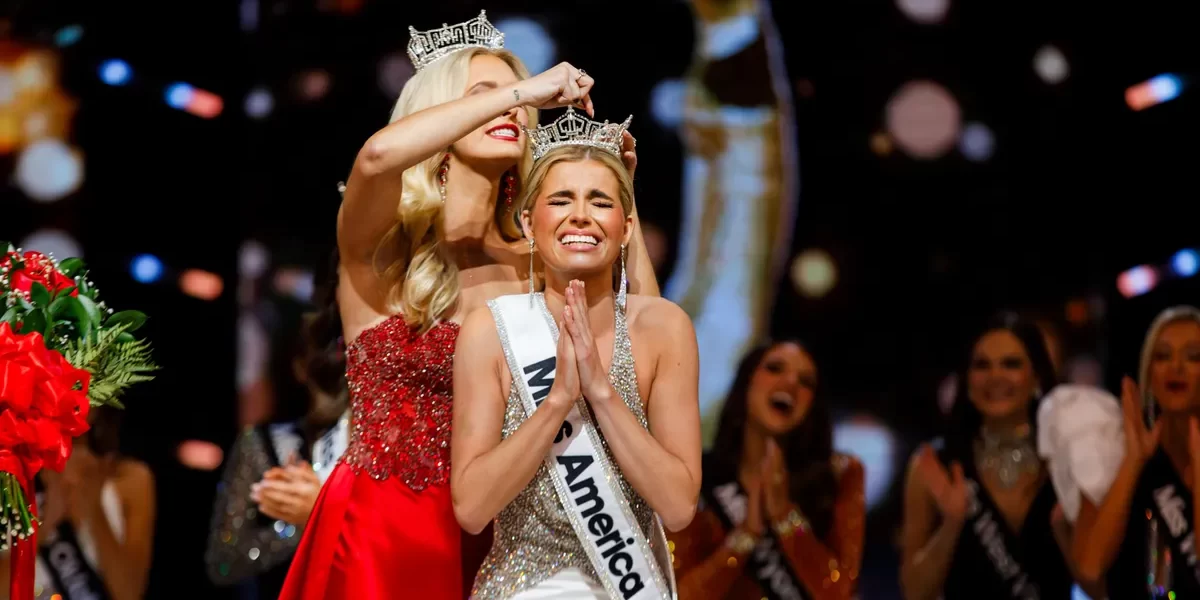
[
  {"xmin": 586, "ymin": 300, "xmax": 701, "ymax": 531},
  {"xmin": 450, "ymin": 308, "xmax": 577, "ymax": 534},
  {"xmin": 899, "ymin": 460, "xmax": 963, "ymax": 600}
]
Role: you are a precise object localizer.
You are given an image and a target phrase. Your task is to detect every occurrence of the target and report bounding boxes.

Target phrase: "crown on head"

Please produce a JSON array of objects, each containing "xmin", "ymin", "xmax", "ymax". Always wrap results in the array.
[
  {"xmin": 407, "ymin": 10, "xmax": 505, "ymax": 72},
  {"xmin": 523, "ymin": 108, "xmax": 632, "ymax": 162}
]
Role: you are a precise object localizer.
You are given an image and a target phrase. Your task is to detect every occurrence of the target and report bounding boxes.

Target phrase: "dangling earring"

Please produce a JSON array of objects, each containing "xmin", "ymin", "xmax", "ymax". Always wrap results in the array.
[
  {"xmin": 617, "ymin": 243, "xmax": 628, "ymax": 311},
  {"xmin": 438, "ymin": 153, "xmax": 450, "ymax": 203},
  {"xmin": 504, "ymin": 171, "xmax": 516, "ymax": 210},
  {"xmin": 528, "ymin": 238, "xmax": 536, "ymax": 304}
]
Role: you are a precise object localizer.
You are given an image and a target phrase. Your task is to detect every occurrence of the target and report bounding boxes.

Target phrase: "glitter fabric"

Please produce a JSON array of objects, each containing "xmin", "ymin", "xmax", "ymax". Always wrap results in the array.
[
  {"xmin": 472, "ymin": 294, "xmax": 656, "ymax": 599},
  {"xmin": 205, "ymin": 427, "xmax": 301, "ymax": 584},
  {"xmin": 340, "ymin": 314, "xmax": 459, "ymax": 491}
]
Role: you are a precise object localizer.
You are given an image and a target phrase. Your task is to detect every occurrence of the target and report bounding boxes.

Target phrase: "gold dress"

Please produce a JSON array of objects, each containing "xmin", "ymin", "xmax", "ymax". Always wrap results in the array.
[{"xmin": 471, "ymin": 294, "xmax": 659, "ymax": 599}]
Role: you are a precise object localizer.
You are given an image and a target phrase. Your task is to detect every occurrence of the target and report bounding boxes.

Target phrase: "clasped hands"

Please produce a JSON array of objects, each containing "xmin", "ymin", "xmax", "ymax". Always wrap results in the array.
[
  {"xmin": 250, "ymin": 456, "xmax": 321, "ymax": 526},
  {"xmin": 547, "ymin": 280, "xmax": 616, "ymax": 410}
]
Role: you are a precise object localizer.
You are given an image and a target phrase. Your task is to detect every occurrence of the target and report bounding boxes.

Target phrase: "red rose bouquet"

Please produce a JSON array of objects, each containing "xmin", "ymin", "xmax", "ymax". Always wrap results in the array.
[{"xmin": 0, "ymin": 242, "xmax": 157, "ymax": 599}]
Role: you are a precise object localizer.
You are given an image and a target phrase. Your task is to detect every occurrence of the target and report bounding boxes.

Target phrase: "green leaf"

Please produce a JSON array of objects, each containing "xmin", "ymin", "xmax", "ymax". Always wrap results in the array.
[
  {"xmin": 0, "ymin": 241, "xmax": 11, "ymax": 254},
  {"xmin": 1, "ymin": 307, "xmax": 18, "ymax": 327},
  {"xmin": 30, "ymin": 282, "xmax": 51, "ymax": 307},
  {"xmin": 105, "ymin": 310, "xmax": 146, "ymax": 333},
  {"xmin": 74, "ymin": 294, "xmax": 102, "ymax": 338},
  {"xmin": 116, "ymin": 332, "xmax": 135, "ymax": 344},
  {"xmin": 57, "ymin": 258, "xmax": 84, "ymax": 278},
  {"xmin": 50, "ymin": 295, "xmax": 80, "ymax": 318},
  {"xmin": 54, "ymin": 286, "xmax": 77, "ymax": 299},
  {"xmin": 19, "ymin": 309, "xmax": 46, "ymax": 335}
]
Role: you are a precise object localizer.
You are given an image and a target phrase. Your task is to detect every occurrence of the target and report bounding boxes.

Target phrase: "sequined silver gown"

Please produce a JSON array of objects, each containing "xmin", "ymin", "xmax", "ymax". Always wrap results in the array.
[{"xmin": 472, "ymin": 294, "xmax": 658, "ymax": 599}]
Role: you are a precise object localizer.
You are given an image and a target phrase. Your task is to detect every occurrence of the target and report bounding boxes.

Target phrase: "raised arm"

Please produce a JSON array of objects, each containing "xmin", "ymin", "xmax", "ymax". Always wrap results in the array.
[
  {"xmin": 339, "ymin": 62, "xmax": 596, "ymax": 272},
  {"xmin": 1073, "ymin": 377, "xmax": 1160, "ymax": 585},
  {"xmin": 565, "ymin": 288, "xmax": 701, "ymax": 531},
  {"xmin": 899, "ymin": 448, "xmax": 967, "ymax": 600},
  {"xmin": 450, "ymin": 307, "xmax": 580, "ymax": 534},
  {"xmin": 775, "ymin": 457, "xmax": 866, "ymax": 600},
  {"xmin": 91, "ymin": 460, "xmax": 156, "ymax": 600}
]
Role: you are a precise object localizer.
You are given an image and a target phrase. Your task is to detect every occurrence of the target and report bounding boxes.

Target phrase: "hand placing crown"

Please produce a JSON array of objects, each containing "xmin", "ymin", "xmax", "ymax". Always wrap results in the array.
[
  {"xmin": 522, "ymin": 107, "xmax": 633, "ymax": 162},
  {"xmin": 407, "ymin": 10, "xmax": 505, "ymax": 72}
]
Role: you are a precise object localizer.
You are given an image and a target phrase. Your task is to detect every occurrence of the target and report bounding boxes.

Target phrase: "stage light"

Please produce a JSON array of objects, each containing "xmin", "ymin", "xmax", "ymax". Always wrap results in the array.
[
  {"xmin": 1126, "ymin": 74, "xmax": 1182, "ymax": 111},
  {"xmin": 1117, "ymin": 265, "xmax": 1157, "ymax": 298},
  {"xmin": 377, "ymin": 53, "xmax": 414, "ymax": 99},
  {"xmin": 130, "ymin": 254, "xmax": 164, "ymax": 283},
  {"xmin": 178, "ymin": 440, "xmax": 224, "ymax": 470},
  {"xmin": 869, "ymin": 131, "xmax": 893, "ymax": 156},
  {"xmin": 13, "ymin": 51, "xmax": 56, "ymax": 96},
  {"xmin": 1034, "ymin": 45, "xmax": 1069, "ymax": 84},
  {"xmin": 958, "ymin": 121, "xmax": 994, "ymax": 161},
  {"xmin": 649, "ymin": 79, "xmax": 686, "ymax": 129},
  {"xmin": 886, "ymin": 80, "xmax": 961, "ymax": 160},
  {"xmin": 165, "ymin": 82, "xmax": 223, "ymax": 118},
  {"xmin": 55, "ymin": 25, "xmax": 84, "ymax": 47},
  {"xmin": 896, "ymin": 0, "xmax": 950, "ymax": 24},
  {"xmin": 298, "ymin": 70, "xmax": 331, "ymax": 101},
  {"xmin": 790, "ymin": 249, "xmax": 837, "ymax": 298},
  {"xmin": 99, "ymin": 59, "xmax": 131, "ymax": 86},
  {"xmin": 180, "ymin": 269, "xmax": 224, "ymax": 300},
  {"xmin": 833, "ymin": 416, "xmax": 897, "ymax": 511},
  {"xmin": 1172, "ymin": 248, "xmax": 1199, "ymax": 277},
  {"xmin": 1065, "ymin": 298, "xmax": 1089, "ymax": 326},
  {"xmin": 494, "ymin": 17, "xmax": 556, "ymax": 74},
  {"xmin": 15, "ymin": 138, "xmax": 84, "ymax": 202},
  {"xmin": 244, "ymin": 86, "xmax": 273, "ymax": 119},
  {"xmin": 19, "ymin": 229, "xmax": 81, "ymax": 260},
  {"xmin": 240, "ymin": 0, "xmax": 258, "ymax": 32}
]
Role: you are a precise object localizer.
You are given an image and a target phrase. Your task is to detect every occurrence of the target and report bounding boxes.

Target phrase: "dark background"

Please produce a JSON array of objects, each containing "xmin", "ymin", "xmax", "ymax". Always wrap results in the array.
[{"xmin": 3, "ymin": 0, "xmax": 1198, "ymax": 597}]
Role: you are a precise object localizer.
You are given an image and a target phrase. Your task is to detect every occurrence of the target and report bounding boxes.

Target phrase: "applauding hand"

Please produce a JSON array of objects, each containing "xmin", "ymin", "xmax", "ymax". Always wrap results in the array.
[{"xmin": 916, "ymin": 445, "xmax": 969, "ymax": 526}]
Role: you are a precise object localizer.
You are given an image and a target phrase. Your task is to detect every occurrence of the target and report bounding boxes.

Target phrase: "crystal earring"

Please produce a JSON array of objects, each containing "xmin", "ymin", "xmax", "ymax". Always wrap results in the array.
[
  {"xmin": 504, "ymin": 171, "xmax": 516, "ymax": 209},
  {"xmin": 617, "ymin": 243, "xmax": 628, "ymax": 310},
  {"xmin": 438, "ymin": 153, "xmax": 450, "ymax": 203},
  {"xmin": 528, "ymin": 238, "xmax": 536, "ymax": 302}
]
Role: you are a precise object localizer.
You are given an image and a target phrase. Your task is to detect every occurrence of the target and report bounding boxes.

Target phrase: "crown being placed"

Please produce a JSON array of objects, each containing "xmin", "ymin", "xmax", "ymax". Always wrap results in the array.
[
  {"xmin": 523, "ymin": 108, "xmax": 632, "ymax": 162},
  {"xmin": 407, "ymin": 10, "xmax": 505, "ymax": 72}
]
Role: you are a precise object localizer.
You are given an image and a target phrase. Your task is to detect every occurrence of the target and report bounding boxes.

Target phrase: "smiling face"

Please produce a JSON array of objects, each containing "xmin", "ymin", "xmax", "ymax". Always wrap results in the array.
[
  {"xmin": 745, "ymin": 342, "xmax": 818, "ymax": 436},
  {"xmin": 966, "ymin": 330, "xmax": 1039, "ymax": 422},
  {"xmin": 449, "ymin": 53, "xmax": 529, "ymax": 167},
  {"xmin": 519, "ymin": 148, "xmax": 634, "ymax": 279},
  {"xmin": 1148, "ymin": 319, "xmax": 1200, "ymax": 413}
]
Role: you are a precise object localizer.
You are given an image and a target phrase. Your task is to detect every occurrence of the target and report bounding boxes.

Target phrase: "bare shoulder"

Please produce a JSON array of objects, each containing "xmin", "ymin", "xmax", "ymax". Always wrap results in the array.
[
  {"xmin": 626, "ymin": 295, "xmax": 694, "ymax": 336},
  {"xmin": 456, "ymin": 306, "xmax": 504, "ymax": 365},
  {"xmin": 112, "ymin": 458, "xmax": 155, "ymax": 505}
]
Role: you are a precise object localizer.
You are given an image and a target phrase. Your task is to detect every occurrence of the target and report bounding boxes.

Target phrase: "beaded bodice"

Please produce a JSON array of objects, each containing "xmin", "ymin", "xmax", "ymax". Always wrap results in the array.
[
  {"xmin": 340, "ymin": 314, "xmax": 459, "ymax": 491},
  {"xmin": 473, "ymin": 294, "xmax": 656, "ymax": 599}
]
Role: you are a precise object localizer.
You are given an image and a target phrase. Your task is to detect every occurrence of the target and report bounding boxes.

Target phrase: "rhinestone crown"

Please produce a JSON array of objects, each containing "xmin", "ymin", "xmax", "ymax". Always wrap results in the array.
[
  {"xmin": 523, "ymin": 108, "xmax": 632, "ymax": 162},
  {"xmin": 407, "ymin": 10, "xmax": 505, "ymax": 72}
]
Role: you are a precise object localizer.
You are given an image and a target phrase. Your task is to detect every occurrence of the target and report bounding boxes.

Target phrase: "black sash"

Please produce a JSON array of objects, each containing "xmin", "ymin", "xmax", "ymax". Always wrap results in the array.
[
  {"xmin": 701, "ymin": 477, "xmax": 810, "ymax": 600},
  {"xmin": 1143, "ymin": 449, "xmax": 1200, "ymax": 587},
  {"xmin": 38, "ymin": 521, "xmax": 112, "ymax": 600},
  {"xmin": 958, "ymin": 462, "xmax": 1042, "ymax": 600}
]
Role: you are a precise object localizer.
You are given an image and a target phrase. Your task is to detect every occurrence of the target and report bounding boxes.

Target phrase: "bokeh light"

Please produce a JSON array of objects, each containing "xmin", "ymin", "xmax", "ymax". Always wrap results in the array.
[
  {"xmin": 650, "ymin": 79, "xmax": 687, "ymax": 130},
  {"xmin": 833, "ymin": 416, "xmax": 898, "ymax": 511},
  {"xmin": 298, "ymin": 69, "xmax": 332, "ymax": 101},
  {"xmin": 99, "ymin": 59, "xmax": 132, "ymax": 86},
  {"xmin": 494, "ymin": 17, "xmax": 556, "ymax": 74},
  {"xmin": 1033, "ymin": 45, "xmax": 1069, "ymax": 84},
  {"xmin": 1117, "ymin": 265, "xmax": 1157, "ymax": 298},
  {"xmin": 886, "ymin": 80, "xmax": 961, "ymax": 159},
  {"xmin": 790, "ymin": 249, "xmax": 837, "ymax": 298},
  {"xmin": 19, "ymin": 229, "xmax": 82, "ymax": 260},
  {"xmin": 895, "ymin": 0, "xmax": 950, "ymax": 24},
  {"xmin": 15, "ymin": 138, "xmax": 84, "ymax": 202},
  {"xmin": 180, "ymin": 269, "xmax": 224, "ymax": 300},
  {"xmin": 178, "ymin": 440, "xmax": 224, "ymax": 471},
  {"xmin": 958, "ymin": 121, "xmax": 994, "ymax": 161},
  {"xmin": 244, "ymin": 87, "xmax": 274, "ymax": 119},
  {"xmin": 1170, "ymin": 248, "xmax": 1198, "ymax": 278},
  {"xmin": 377, "ymin": 52, "xmax": 414, "ymax": 99},
  {"xmin": 130, "ymin": 254, "xmax": 165, "ymax": 284}
]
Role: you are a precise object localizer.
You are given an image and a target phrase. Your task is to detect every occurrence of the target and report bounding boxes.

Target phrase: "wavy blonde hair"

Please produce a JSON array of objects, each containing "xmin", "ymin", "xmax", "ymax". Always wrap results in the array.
[
  {"xmin": 516, "ymin": 145, "xmax": 634, "ymax": 292},
  {"xmin": 1138, "ymin": 305, "xmax": 1200, "ymax": 422},
  {"xmin": 375, "ymin": 47, "xmax": 533, "ymax": 332}
]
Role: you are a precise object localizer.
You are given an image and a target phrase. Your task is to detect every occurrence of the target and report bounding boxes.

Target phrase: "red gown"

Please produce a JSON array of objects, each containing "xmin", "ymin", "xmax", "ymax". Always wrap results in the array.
[{"xmin": 279, "ymin": 316, "xmax": 484, "ymax": 600}]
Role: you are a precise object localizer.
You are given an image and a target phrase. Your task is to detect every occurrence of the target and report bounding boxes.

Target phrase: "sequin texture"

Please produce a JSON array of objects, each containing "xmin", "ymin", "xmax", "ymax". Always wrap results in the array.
[
  {"xmin": 472, "ymin": 294, "xmax": 657, "ymax": 599},
  {"xmin": 340, "ymin": 315, "xmax": 459, "ymax": 490}
]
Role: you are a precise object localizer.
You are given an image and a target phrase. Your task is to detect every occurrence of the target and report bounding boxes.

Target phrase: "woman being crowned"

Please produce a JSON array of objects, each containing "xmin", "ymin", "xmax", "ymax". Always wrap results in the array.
[{"xmin": 451, "ymin": 110, "xmax": 702, "ymax": 599}]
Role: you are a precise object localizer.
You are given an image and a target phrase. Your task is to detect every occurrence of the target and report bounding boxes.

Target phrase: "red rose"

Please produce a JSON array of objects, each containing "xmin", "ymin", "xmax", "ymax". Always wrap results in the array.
[
  {"xmin": 0, "ymin": 322, "xmax": 90, "ymax": 478},
  {"xmin": 1, "ymin": 250, "xmax": 77, "ymax": 299}
]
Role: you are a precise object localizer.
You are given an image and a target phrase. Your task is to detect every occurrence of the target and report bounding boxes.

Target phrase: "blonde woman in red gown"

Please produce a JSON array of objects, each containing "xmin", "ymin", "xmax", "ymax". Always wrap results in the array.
[{"xmin": 277, "ymin": 11, "xmax": 659, "ymax": 600}]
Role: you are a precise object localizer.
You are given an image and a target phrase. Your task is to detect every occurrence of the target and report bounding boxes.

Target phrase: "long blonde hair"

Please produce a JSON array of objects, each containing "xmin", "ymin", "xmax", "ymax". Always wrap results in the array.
[
  {"xmin": 376, "ymin": 47, "xmax": 533, "ymax": 331},
  {"xmin": 515, "ymin": 145, "xmax": 634, "ymax": 292},
  {"xmin": 1138, "ymin": 305, "xmax": 1200, "ymax": 423}
]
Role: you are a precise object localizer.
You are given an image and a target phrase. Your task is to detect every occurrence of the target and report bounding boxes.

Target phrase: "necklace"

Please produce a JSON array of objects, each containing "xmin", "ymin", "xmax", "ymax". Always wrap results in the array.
[{"xmin": 975, "ymin": 424, "xmax": 1040, "ymax": 489}]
